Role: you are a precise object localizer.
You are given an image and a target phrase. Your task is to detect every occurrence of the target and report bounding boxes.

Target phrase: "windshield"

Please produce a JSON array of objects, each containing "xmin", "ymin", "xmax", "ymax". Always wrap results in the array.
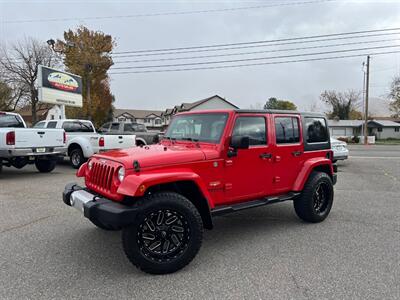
[
  {"xmin": 0, "ymin": 114, "xmax": 25, "ymax": 128},
  {"xmin": 165, "ymin": 113, "xmax": 228, "ymax": 143}
]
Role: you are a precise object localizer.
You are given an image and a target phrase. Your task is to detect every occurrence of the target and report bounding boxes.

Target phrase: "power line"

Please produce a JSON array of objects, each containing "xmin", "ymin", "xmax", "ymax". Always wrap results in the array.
[
  {"xmin": 112, "ymin": 27, "xmax": 400, "ymax": 55},
  {"xmin": 109, "ymin": 50, "xmax": 400, "ymax": 74},
  {"xmin": 111, "ymin": 44, "xmax": 400, "ymax": 70},
  {"xmin": 113, "ymin": 38, "xmax": 400, "ymax": 64},
  {"xmin": 112, "ymin": 32, "xmax": 400, "ymax": 58},
  {"xmin": 4, "ymin": 0, "xmax": 337, "ymax": 24}
]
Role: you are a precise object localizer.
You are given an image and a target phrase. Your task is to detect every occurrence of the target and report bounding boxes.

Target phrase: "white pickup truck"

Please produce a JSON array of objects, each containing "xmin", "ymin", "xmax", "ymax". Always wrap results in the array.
[
  {"xmin": 0, "ymin": 112, "xmax": 66, "ymax": 173},
  {"xmin": 34, "ymin": 119, "xmax": 135, "ymax": 168}
]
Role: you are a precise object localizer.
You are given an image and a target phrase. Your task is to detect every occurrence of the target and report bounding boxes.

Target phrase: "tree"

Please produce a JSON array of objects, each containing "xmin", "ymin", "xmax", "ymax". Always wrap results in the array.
[
  {"xmin": 388, "ymin": 76, "xmax": 400, "ymax": 118},
  {"xmin": 263, "ymin": 97, "xmax": 297, "ymax": 110},
  {"xmin": 57, "ymin": 26, "xmax": 115, "ymax": 127},
  {"xmin": 320, "ymin": 90, "xmax": 362, "ymax": 120},
  {"xmin": 0, "ymin": 38, "xmax": 60, "ymax": 123}
]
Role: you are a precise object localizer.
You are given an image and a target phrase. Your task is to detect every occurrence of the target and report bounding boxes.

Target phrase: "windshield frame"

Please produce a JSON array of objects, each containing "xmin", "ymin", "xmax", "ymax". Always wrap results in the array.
[{"xmin": 164, "ymin": 112, "xmax": 229, "ymax": 144}]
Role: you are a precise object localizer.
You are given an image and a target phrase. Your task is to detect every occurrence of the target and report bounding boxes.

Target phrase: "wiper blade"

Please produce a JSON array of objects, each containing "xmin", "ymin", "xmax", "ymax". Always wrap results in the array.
[{"xmin": 181, "ymin": 137, "xmax": 199, "ymax": 142}]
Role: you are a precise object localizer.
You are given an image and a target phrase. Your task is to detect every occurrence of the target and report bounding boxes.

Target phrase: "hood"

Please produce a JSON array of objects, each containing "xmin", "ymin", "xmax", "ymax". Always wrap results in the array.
[
  {"xmin": 94, "ymin": 144, "xmax": 206, "ymax": 169},
  {"xmin": 330, "ymin": 137, "xmax": 347, "ymax": 145}
]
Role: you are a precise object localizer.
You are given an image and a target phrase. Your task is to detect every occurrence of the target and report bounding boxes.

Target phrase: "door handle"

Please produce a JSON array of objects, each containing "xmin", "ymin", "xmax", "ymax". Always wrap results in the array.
[
  {"xmin": 259, "ymin": 153, "xmax": 272, "ymax": 159},
  {"xmin": 292, "ymin": 151, "xmax": 302, "ymax": 157}
]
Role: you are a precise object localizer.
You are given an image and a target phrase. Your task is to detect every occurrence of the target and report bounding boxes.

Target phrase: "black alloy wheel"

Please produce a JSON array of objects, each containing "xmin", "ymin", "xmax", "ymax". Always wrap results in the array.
[{"xmin": 138, "ymin": 209, "xmax": 189, "ymax": 262}]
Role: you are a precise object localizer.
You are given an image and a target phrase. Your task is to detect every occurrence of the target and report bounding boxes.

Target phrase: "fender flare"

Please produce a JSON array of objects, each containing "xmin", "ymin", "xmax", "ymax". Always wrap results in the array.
[
  {"xmin": 292, "ymin": 158, "xmax": 333, "ymax": 191},
  {"xmin": 117, "ymin": 169, "xmax": 215, "ymax": 208},
  {"xmin": 67, "ymin": 137, "xmax": 95, "ymax": 158}
]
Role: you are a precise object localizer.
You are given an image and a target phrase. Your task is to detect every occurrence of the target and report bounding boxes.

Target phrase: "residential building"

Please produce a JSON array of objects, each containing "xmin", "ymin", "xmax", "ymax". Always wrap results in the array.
[
  {"xmin": 115, "ymin": 95, "xmax": 239, "ymax": 130},
  {"xmin": 328, "ymin": 119, "xmax": 400, "ymax": 139}
]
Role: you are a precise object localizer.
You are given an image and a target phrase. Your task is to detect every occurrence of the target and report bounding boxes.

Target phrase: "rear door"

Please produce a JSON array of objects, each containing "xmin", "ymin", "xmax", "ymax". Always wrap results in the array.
[
  {"xmin": 223, "ymin": 114, "xmax": 274, "ymax": 203},
  {"xmin": 271, "ymin": 114, "xmax": 304, "ymax": 194}
]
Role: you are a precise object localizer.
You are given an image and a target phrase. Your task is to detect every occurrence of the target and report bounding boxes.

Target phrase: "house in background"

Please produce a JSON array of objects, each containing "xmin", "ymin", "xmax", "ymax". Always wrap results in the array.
[
  {"xmin": 115, "ymin": 95, "xmax": 239, "ymax": 131},
  {"xmin": 328, "ymin": 119, "xmax": 400, "ymax": 139},
  {"xmin": 113, "ymin": 109, "xmax": 164, "ymax": 131}
]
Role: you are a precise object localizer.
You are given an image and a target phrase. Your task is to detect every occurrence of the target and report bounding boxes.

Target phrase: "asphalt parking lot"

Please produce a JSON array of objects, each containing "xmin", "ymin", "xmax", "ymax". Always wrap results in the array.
[{"xmin": 1, "ymin": 145, "xmax": 399, "ymax": 299}]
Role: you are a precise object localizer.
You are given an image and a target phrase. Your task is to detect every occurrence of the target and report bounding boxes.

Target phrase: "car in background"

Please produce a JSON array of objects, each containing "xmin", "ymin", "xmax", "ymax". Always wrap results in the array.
[
  {"xmin": 330, "ymin": 137, "xmax": 349, "ymax": 162},
  {"xmin": 98, "ymin": 122, "xmax": 160, "ymax": 146},
  {"xmin": 34, "ymin": 119, "xmax": 136, "ymax": 168}
]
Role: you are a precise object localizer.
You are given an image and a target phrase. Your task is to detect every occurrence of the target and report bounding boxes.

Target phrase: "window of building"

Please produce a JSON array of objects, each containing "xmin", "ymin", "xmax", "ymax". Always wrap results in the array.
[
  {"xmin": 232, "ymin": 117, "xmax": 266, "ymax": 146},
  {"xmin": 305, "ymin": 117, "xmax": 328, "ymax": 143},
  {"xmin": 395, "ymin": 127, "xmax": 399, "ymax": 132},
  {"xmin": 275, "ymin": 117, "xmax": 300, "ymax": 144},
  {"xmin": 155, "ymin": 118, "xmax": 162, "ymax": 125},
  {"xmin": 377, "ymin": 127, "xmax": 383, "ymax": 132}
]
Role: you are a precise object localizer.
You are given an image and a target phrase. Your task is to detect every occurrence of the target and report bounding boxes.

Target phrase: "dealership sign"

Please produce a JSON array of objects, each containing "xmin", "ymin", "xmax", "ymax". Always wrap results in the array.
[{"xmin": 38, "ymin": 65, "xmax": 83, "ymax": 107}]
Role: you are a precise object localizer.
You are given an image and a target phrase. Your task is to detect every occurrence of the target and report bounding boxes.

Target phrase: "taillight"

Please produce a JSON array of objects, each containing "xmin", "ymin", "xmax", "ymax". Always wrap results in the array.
[
  {"xmin": 6, "ymin": 131, "xmax": 15, "ymax": 145},
  {"xmin": 63, "ymin": 131, "xmax": 66, "ymax": 144},
  {"xmin": 99, "ymin": 137, "xmax": 105, "ymax": 147}
]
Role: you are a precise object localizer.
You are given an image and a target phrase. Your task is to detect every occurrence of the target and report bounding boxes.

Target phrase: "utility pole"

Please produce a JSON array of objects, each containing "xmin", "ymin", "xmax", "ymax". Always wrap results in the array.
[{"xmin": 364, "ymin": 55, "xmax": 370, "ymax": 145}]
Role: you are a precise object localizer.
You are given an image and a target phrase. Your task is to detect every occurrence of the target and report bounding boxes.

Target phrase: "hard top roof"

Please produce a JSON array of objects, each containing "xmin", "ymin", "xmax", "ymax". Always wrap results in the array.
[{"xmin": 234, "ymin": 109, "xmax": 325, "ymax": 117}]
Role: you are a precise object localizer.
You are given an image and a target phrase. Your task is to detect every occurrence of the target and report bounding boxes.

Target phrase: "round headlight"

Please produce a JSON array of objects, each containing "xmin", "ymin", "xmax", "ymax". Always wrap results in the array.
[
  {"xmin": 88, "ymin": 160, "xmax": 93, "ymax": 170},
  {"xmin": 117, "ymin": 167, "xmax": 125, "ymax": 182}
]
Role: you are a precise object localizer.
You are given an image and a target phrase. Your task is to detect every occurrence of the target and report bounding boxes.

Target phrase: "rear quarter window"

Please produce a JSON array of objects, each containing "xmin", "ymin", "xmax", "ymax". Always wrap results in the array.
[
  {"xmin": 305, "ymin": 117, "xmax": 328, "ymax": 143},
  {"xmin": 274, "ymin": 117, "xmax": 300, "ymax": 144}
]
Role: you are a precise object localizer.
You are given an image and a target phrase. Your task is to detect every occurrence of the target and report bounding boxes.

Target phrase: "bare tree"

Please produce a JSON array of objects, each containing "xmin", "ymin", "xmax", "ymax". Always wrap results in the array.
[
  {"xmin": 0, "ymin": 38, "xmax": 60, "ymax": 123},
  {"xmin": 320, "ymin": 90, "xmax": 362, "ymax": 120},
  {"xmin": 388, "ymin": 76, "xmax": 400, "ymax": 118}
]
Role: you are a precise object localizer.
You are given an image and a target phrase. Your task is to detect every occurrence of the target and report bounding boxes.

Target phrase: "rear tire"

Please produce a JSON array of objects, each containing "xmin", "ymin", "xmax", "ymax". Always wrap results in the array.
[
  {"xmin": 70, "ymin": 148, "xmax": 84, "ymax": 169},
  {"xmin": 294, "ymin": 171, "xmax": 334, "ymax": 223},
  {"xmin": 35, "ymin": 159, "xmax": 56, "ymax": 173},
  {"xmin": 122, "ymin": 192, "xmax": 203, "ymax": 274}
]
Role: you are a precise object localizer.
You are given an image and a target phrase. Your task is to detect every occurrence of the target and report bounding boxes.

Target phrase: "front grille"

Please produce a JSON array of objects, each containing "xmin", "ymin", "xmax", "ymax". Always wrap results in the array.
[{"xmin": 88, "ymin": 162, "xmax": 116, "ymax": 193}]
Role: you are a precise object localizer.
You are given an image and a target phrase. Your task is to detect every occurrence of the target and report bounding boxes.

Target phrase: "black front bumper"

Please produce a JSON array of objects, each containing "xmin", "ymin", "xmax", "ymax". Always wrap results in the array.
[{"xmin": 63, "ymin": 183, "xmax": 139, "ymax": 228}]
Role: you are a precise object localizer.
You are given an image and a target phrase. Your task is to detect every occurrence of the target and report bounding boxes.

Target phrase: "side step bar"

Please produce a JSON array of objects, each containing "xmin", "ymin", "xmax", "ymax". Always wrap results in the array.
[{"xmin": 211, "ymin": 192, "xmax": 300, "ymax": 216}]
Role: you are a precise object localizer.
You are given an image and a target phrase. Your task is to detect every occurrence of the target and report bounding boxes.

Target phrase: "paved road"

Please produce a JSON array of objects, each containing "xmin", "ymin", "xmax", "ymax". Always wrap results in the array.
[{"xmin": 1, "ymin": 147, "xmax": 399, "ymax": 299}]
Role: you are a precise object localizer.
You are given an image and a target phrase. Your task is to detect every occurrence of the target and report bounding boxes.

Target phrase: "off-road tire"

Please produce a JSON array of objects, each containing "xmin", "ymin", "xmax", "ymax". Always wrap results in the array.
[
  {"xmin": 70, "ymin": 148, "xmax": 84, "ymax": 169},
  {"xmin": 294, "ymin": 171, "xmax": 334, "ymax": 223},
  {"xmin": 122, "ymin": 192, "xmax": 203, "ymax": 274},
  {"xmin": 35, "ymin": 159, "xmax": 56, "ymax": 173},
  {"xmin": 90, "ymin": 219, "xmax": 121, "ymax": 231}
]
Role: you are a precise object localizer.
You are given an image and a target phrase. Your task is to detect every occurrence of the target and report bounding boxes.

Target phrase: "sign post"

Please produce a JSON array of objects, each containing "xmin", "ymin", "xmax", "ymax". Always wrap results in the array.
[{"xmin": 37, "ymin": 65, "xmax": 83, "ymax": 119}]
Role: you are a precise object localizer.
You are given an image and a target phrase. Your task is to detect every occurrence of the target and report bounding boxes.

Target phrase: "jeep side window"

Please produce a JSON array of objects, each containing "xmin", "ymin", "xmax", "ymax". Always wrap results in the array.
[
  {"xmin": 232, "ymin": 117, "xmax": 266, "ymax": 146},
  {"xmin": 275, "ymin": 117, "xmax": 300, "ymax": 144},
  {"xmin": 305, "ymin": 117, "xmax": 328, "ymax": 143}
]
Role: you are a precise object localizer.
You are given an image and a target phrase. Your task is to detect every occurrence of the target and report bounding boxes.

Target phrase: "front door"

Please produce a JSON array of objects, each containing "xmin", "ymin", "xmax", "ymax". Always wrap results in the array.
[{"xmin": 223, "ymin": 115, "xmax": 274, "ymax": 204}]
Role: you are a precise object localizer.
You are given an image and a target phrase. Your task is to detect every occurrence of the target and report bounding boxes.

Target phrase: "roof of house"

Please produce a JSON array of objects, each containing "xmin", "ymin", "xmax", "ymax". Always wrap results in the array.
[
  {"xmin": 328, "ymin": 119, "xmax": 400, "ymax": 127},
  {"xmin": 369, "ymin": 120, "xmax": 400, "ymax": 127},
  {"xmin": 328, "ymin": 120, "xmax": 364, "ymax": 127},
  {"xmin": 114, "ymin": 109, "xmax": 163, "ymax": 119}
]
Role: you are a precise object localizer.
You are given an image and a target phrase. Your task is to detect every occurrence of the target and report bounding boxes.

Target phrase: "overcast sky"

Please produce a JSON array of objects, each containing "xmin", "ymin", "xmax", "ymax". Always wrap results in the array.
[{"xmin": 1, "ymin": 0, "xmax": 400, "ymax": 115}]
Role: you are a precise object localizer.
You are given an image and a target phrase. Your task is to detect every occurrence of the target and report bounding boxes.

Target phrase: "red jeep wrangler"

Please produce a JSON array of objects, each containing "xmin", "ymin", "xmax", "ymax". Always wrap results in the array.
[{"xmin": 63, "ymin": 110, "xmax": 336, "ymax": 274}]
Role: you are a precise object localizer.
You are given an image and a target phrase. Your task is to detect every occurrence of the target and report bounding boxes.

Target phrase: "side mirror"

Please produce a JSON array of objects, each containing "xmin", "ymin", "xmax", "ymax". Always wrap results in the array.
[{"xmin": 230, "ymin": 136, "xmax": 250, "ymax": 150}]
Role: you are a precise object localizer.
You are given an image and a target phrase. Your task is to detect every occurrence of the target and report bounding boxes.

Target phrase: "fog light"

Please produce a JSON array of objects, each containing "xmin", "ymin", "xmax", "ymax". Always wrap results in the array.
[{"xmin": 117, "ymin": 167, "xmax": 125, "ymax": 182}]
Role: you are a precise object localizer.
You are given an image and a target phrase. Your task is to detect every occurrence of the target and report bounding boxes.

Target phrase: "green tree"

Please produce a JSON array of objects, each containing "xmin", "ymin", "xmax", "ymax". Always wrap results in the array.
[
  {"xmin": 263, "ymin": 97, "xmax": 297, "ymax": 110},
  {"xmin": 320, "ymin": 90, "xmax": 362, "ymax": 120},
  {"xmin": 57, "ymin": 26, "xmax": 115, "ymax": 127},
  {"xmin": 388, "ymin": 76, "xmax": 400, "ymax": 118}
]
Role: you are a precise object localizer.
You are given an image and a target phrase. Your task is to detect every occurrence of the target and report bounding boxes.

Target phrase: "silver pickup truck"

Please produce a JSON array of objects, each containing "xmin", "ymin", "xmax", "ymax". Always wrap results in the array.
[
  {"xmin": 98, "ymin": 122, "xmax": 160, "ymax": 146},
  {"xmin": 0, "ymin": 112, "xmax": 66, "ymax": 173}
]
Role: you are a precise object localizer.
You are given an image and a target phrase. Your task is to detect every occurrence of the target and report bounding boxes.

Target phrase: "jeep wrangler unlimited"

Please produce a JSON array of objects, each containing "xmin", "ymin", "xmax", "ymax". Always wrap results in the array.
[{"xmin": 63, "ymin": 110, "xmax": 336, "ymax": 274}]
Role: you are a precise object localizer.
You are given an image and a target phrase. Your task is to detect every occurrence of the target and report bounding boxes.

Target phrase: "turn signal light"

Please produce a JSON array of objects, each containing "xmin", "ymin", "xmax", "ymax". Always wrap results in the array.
[
  {"xmin": 6, "ymin": 131, "xmax": 15, "ymax": 145},
  {"xmin": 63, "ymin": 131, "xmax": 66, "ymax": 144}
]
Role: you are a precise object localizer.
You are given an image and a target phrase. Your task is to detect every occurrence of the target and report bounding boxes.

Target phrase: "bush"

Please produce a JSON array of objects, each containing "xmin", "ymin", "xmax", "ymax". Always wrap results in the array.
[{"xmin": 352, "ymin": 136, "xmax": 360, "ymax": 143}]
